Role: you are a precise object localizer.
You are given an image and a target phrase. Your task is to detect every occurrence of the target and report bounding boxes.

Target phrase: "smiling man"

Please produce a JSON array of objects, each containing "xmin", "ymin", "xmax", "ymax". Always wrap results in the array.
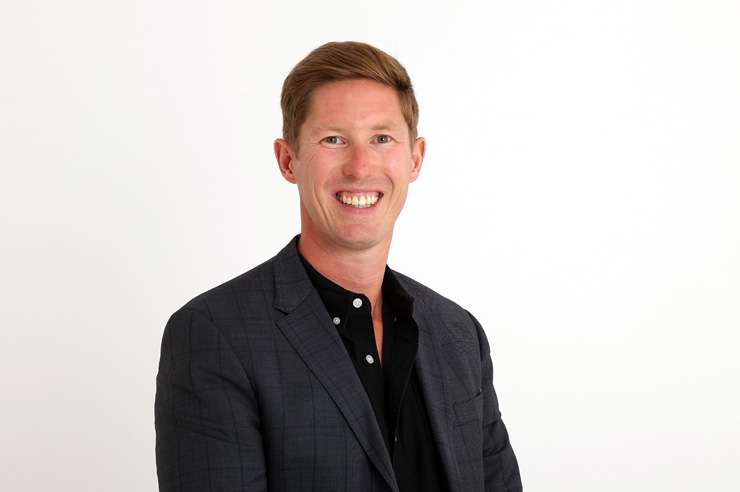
[{"xmin": 155, "ymin": 41, "xmax": 522, "ymax": 492}]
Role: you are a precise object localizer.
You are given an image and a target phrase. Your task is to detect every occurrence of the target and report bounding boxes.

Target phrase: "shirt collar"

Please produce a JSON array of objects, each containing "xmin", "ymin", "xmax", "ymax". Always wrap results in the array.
[{"xmin": 297, "ymin": 251, "xmax": 414, "ymax": 320}]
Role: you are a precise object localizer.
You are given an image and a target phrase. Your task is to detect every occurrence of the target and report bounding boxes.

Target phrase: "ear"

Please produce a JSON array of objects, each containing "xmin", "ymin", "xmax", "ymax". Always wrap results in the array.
[
  {"xmin": 409, "ymin": 137, "xmax": 425, "ymax": 182},
  {"xmin": 274, "ymin": 138, "xmax": 298, "ymax": 184}
]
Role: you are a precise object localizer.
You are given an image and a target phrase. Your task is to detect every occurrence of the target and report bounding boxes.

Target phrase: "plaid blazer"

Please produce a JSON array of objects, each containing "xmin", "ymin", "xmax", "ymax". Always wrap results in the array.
[{"xmin": 155, "ymin": 235, "xmax": 522, "ymax": 491}]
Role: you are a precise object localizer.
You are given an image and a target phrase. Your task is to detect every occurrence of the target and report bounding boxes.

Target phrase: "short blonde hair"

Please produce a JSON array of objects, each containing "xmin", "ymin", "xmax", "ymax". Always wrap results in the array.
[{"xmin": 280, "ymin": 41, "xmax": 419, "ymax": 150}]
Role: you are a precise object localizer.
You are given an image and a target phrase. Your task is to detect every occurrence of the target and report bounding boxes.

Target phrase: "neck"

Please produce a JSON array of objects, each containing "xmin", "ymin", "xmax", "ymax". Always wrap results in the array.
[{"xmin": 298, "ymin": 231, "xmax": 390, "ymax": 320}]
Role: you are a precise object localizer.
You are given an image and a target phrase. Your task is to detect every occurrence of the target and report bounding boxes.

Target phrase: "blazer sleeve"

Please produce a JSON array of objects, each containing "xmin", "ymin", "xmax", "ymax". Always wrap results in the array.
[
  {"xmin": 467, "ymin": 311, "xmax": 523, "ymax": 492},
  {"xmin": 155, "ymin": 307, "xmax": 267, "ymax": 491}
]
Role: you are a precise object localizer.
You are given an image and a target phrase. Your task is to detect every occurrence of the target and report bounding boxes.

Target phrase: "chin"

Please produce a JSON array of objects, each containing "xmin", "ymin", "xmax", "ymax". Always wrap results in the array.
[
  {"xmin": 333, "ymin": 236, "xmax": 379, "ymax": 251},
  {"xmin": 331, "ymin": 228, "xmax": 388, "ymax": 251}
]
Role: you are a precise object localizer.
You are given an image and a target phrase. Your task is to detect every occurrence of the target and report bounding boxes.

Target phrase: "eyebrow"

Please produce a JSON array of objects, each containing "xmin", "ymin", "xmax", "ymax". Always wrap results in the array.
[
  {"xmin": 370, "ymin": 124, "xmax": 401, "ymax": 132},
  {"xmin": 311, "ymin": 125, "xmax": 344, "ymax": 133},
  {"xmin": 311, "ymin": 123, "xmax": 402, "ymax": 134}
]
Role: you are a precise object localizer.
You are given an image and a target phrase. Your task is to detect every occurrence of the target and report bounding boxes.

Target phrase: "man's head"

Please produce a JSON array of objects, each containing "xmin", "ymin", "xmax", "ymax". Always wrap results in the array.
[
  {"xmin": 274, "ymin": 42, "xmax": 425, "ymax": 254},
  {"xmin": 279, "ymin": 41, "xmax": 419, "ymax": 151}
]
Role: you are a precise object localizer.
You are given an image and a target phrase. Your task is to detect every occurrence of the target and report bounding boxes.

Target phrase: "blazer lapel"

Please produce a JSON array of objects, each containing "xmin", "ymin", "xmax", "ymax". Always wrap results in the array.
[
  {"xmin": 271, "ymin": 236, "xmax": 398, "ymax": 492},
  {"xmin": 413, "ymin": 306, "xmax": 464, "ymax": 492}
]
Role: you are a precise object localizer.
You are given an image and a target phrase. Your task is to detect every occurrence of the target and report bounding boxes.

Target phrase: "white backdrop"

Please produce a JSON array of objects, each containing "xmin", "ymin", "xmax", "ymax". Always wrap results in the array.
[{"xmin": 2, "ymin": 1, "xmax": 739, "ymax": 490}]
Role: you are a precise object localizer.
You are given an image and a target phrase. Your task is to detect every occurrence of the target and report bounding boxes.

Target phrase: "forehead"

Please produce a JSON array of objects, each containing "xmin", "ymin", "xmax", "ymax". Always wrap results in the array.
[{"xmin": 303, "ymin": 79, "xmax": 405, "ymax": 132}]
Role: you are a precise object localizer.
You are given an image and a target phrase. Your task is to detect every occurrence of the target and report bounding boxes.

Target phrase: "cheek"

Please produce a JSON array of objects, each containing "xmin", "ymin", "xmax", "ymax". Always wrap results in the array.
[
  {"xmin": 388, "ymin": 159, "xmax": 414, "ymax": 189},
  {"xmin": 295, "ymin": 162, "xmax": 325, "ymax": 194},
  {"xmin": 386, "ymin": 148, "xmax": 414, "ymax": 172},
  {"xmin": 386, "ymin": 162, "xmax": 413, "ymax": 206},
  {"xmin": 298, "ymin": 174, "xmax": 334, "ymax": 211}
]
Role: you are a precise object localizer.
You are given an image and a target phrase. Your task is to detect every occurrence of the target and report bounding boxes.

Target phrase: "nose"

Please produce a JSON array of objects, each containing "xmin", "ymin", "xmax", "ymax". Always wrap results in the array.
[{"xmin": 342, "ymin": 143, "xmax": 372, "ymax": 180}]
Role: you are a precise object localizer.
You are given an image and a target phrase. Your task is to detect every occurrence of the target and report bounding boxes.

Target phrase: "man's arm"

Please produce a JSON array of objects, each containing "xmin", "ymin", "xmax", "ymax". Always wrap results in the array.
[
  {"xmin": 467, "ymin": 310, "xmax": 523, "ymax": 491},
  {"xmin": 155, "ymin": 307, "xmax": 266, "ymax": 491}
]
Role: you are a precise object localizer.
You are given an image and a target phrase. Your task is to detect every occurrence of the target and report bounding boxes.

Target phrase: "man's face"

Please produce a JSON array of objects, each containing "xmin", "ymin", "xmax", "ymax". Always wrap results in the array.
[{"xmin": 275, "ymin": 79, "xmax": 425, "ymax": 253}]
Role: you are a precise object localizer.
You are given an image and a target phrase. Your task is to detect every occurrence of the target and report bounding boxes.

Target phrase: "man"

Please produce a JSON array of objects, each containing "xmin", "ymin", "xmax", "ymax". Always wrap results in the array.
[{"xmin": 155, "ymin": 41, "xmax": 521, "ymax": 492}]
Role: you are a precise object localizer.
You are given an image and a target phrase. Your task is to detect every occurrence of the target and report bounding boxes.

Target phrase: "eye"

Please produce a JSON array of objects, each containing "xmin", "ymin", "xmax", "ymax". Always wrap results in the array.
[
  {"xmin": 322, "ymin": 135, "xmax": 345, "ymax": 145},
  {"xmin": 375, "ymin": 134, "xmax": 393, "ymax": 144}
]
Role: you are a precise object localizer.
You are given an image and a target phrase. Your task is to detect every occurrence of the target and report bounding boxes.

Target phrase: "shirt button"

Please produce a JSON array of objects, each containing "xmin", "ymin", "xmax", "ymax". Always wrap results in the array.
[
  {"xmin": 365, "ymin": 354, "xmax": 375, "ymax": 364},
  {"xmin": 332, "ymin": 316, "xmax": 341, "ymax": 325},
  {"xmin": 394, "ymin": 434, "xmax": 399, "ymax": 444},
  {"xmin": 352, "ymin": 298, "xmax": 363, "ymax": 308}
]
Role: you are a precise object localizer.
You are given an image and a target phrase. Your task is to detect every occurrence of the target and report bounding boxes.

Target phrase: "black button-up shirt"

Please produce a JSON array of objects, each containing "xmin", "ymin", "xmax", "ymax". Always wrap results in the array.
[{"xmin": 299, "ymin": 253, "xmax": 449, "ymax": 491}]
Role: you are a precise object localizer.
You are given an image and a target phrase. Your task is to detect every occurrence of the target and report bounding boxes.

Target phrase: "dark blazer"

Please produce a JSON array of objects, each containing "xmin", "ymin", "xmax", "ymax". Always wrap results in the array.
[{"xmin": 155, "ymin": 235, "xmax": 522, "ymax": 491}]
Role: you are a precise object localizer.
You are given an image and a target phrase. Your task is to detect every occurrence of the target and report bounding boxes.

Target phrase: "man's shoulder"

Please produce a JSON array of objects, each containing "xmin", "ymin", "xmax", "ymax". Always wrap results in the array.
[
  {"xmin": 391, "ymin": 269, "xmax": 480, "ymax": 340},
  {"xmin": 391, "ymin": 269, "xmax": 462, "ymax": 311},
  {"xmin": 171, "ymin": 251, "xmax": 280, "ymax": 320}
]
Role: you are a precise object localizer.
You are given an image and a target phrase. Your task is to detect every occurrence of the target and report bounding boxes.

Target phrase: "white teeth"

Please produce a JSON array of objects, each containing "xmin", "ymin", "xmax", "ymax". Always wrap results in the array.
[{"xmin": 336, "ymin": 192, "xmax": 380, "ymax": 208}]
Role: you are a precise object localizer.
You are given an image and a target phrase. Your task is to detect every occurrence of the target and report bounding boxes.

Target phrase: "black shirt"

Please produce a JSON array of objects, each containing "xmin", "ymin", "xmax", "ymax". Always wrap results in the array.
[{"xmin": 298, "ymin": 253, "xmax": 449, "ymax": 492}]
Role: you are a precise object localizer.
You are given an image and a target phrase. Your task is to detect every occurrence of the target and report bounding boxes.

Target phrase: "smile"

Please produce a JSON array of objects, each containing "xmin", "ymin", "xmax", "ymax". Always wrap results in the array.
[{"xmin": 335, "ymin": 191, "xmax": 383, "ymax": 209}]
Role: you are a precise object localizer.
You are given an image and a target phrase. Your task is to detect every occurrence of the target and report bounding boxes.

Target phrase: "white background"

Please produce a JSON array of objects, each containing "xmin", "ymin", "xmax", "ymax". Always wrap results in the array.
[{"xmin": 2, "ymin": 1, "xmax": 739, "ymax": 490}]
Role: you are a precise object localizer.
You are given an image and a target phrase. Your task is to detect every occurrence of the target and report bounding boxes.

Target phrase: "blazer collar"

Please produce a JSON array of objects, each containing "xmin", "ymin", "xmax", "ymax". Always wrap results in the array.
[
  {"xmin": 272, "ymin": 235, "xmax": 313, "ymax": 314},
  {"xmin": 271, "ymin": 234, "xmax": 399, "ymax": 491},
  {"xmin": 270, "ymin": 235, "xmax": 463, "ymax": 492},
  {"xmin": 405, "ymin": 303, "xmax": 464, "ymax": 492}
]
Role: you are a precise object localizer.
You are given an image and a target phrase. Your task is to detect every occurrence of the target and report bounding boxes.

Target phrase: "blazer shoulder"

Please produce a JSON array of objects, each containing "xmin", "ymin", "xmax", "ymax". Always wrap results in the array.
[
  {"xmin": 392, "ymin": 270, "xmax": 480, "ymax": 340},
  {"xmin": 391, "ymin": 270, "xmax": 463, "ymax": 313},
  {"xmin": 170, "ymin": 254, "xmax": 278, "ymax": 322}
]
